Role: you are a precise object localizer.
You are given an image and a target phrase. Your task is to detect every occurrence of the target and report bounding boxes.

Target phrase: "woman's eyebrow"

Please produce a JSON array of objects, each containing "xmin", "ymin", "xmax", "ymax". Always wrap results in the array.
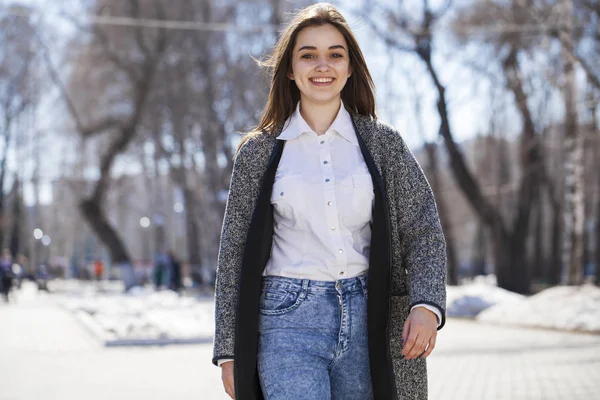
[{"xmin": 298, "ymin": 44, "xmax": 347, "ymax": 52}]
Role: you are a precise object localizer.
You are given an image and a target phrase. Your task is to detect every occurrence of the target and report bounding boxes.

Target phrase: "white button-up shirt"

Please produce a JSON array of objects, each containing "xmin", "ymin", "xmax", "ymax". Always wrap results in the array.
[{"xmin": 263, "ymin": 101, "xmax": 373, "ymax": 280}]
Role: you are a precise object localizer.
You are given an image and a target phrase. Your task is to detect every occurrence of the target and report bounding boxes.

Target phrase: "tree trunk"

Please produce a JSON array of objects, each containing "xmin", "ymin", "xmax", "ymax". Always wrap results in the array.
[
  {"xmin": 560, "ymin": 0, "xmax": 585, "ymax": 285},
  {"xmin": 423, "ymin": 143, "xmax": 458, "ymax": 285},
  {"xmin": 550, "ymin": 207, "xmax": 564, "ymax": 285},
  {"xmin": 412, "ymin": 88, "xmax": 458, "ymax": 285},
  {"xmin": 542, "ymin": 171, "xmax": 563, "ymax": 285},
  {"xmin": 592, "ymin": 87, "xmax": 600, "ymax": 286},
  {"xmin": 471, "ymin": 222, "xmax": 487, "ymax": 277},
  {"xmin": 532, "ymin": 196, "xmax": 545, "ymax": 281},
  {"xmin": 596, "ymin": 168, "xmax": 600, "ymax": 286},
  {"xmin": 0, "ymin": 114, "xmax": 13, "ymax": 249},
  {"xmin": 183, "ymin": 186, "xmax": 203, "ymax": 283},
  {"xmin": 8, "ymin": 178, "xmax": 22, "ymax": 258},
  {"xmin": 80, "ymin": 199, "xmax": 131, "ymax": 263}
]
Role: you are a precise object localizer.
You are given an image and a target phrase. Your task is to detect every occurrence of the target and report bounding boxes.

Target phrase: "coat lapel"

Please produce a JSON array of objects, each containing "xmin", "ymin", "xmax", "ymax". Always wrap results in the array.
[{"xmin": 352, "ymin": 115, "xmax": 399, "ymax": 400}]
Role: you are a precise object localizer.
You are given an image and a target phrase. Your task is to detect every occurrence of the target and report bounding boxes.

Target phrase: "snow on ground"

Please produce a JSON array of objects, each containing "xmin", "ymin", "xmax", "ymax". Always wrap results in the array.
[
  {"xmin": 477, "ymin": 284, "xmax": 600, "ymax": 333},
  {"xmin": 46, "ymin": 275, "xmax": 600, "ymax": 343},
  {"xmin": 57, "ymin": 283, "xmax": 215, "ymax": 343},
  {"xmin": 446, "ymin": 275, "xmax": 525, "ymax": 317},
  {"xmin": 447, "ymin": 275, "xmax": 600, "ymax": 333}
]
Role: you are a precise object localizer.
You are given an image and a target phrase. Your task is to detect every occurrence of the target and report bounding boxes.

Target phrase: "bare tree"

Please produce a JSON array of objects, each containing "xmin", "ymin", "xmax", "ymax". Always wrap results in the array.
[
  {"xmin": 42, "ymin": 0, "xmax": 169, "ymax": 287},
  {"xmin": 361, "ymin": 0, "xmax": 543, "ymax": 293},
  {"xmin": 0, "ymin": 5, "xmax": 37, "ymax": 252}
]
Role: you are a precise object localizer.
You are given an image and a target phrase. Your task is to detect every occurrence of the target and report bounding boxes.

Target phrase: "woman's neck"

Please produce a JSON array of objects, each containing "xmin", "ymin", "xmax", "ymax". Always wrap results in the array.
[{"xmin": 299, "ymin": 98, "xmax": 341, "ymax": 135}]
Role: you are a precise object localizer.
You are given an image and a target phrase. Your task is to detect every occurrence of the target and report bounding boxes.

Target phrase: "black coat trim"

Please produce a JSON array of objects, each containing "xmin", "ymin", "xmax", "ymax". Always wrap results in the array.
[
  {"xmin": 233, "ymin": 140, "xmax": 284, "ymax": 400},
  {"xmin": 354, "ymin": 119, "xmax": 399, "ymax": 400}
]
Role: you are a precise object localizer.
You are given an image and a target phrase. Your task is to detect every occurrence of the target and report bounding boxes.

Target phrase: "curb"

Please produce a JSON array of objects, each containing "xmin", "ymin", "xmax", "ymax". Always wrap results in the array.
[
  {"xmin": 105, "ymin": 337, "xmax": 213, "ymax": 347},
  {"xmin": 74, "ymin": 310, "xmax": 117, "ymax": 343}
]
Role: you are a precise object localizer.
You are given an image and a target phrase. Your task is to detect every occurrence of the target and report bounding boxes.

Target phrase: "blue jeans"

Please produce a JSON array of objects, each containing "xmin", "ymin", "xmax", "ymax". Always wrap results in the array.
[{"xmin": 257, "ymin": 274, "xmax": 374, "ymax": 400}]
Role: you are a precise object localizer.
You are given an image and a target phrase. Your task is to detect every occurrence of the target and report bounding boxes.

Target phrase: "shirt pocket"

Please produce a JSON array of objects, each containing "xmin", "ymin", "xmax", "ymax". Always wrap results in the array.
[
  {"xmin": 271, "ymin": 175, "xmax": 305, "ymax": 225},
  {"xmin": 340, "ymin": 173, "xmax": 374, "ymax": 229}
]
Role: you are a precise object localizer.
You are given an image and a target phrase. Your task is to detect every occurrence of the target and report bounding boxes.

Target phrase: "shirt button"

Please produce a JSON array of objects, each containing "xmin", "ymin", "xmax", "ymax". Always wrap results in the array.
[
  {"xmin": 325, "ymin": 179, "xmax": 330, "ymax": 182},
  {"xmin": 327, "ymin": 201, "xmax": 333, "ymax": 206},
  {"xmin": 320, "ymin": 141, "xmax": 325, "ymax": 144},
  {"xmin": 331, "ymin": 226, "xmax": 336, "ymax": 231},
  {"xmin": 280, "ymin": 192, "xmax": 284, "ymax": 196},
  {"xmin": 339, "ymin": 271, "xmax": 345, "ymax": 276},
  {"xmin": 338, "ymin": 249, "xmax": 343, "ymax": 254},
  {"xmin": 323, "ymin": 161, "xmax": 328, "ymax": 164}
]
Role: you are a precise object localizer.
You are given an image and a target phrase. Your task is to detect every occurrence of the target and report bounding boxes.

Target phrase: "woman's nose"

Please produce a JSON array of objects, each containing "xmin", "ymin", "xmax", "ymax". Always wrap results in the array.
[{"xmin": 315, "ymin": 60, "xmax": 330, "ymax": 72}]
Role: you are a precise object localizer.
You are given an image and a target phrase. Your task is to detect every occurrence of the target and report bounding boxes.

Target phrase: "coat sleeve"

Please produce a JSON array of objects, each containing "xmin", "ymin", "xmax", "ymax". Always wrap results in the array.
[
  {"xmin": 387, "ymin": 128, "xmax": 447, "ymax": 329},
  {"xmin": 212, "ymin": 137, "xmax": 264, "ymax": 365}
]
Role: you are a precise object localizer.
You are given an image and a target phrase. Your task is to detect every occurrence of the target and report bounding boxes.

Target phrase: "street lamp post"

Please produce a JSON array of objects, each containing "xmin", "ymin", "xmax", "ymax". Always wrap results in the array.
[
  {"xmin": 32, "ymin": 229, "xmax": 44, "ymax": 270},
  {"xmin": 140, "ymin": 216, "xmax": 151, "ymax": 266},
  {"xmin": 32, "ymin": 229, "xmax": 52, "ymax": 273}
]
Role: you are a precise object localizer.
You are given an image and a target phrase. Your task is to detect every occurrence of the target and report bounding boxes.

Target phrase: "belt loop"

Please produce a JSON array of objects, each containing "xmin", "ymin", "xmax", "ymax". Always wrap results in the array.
[
  {"xmin": 300, "ymin": 279, "xmax": 309, "ymax": 299},
  {"xmin": 359, "ymin": 274, "xmax": 368, "ymax": 298}
]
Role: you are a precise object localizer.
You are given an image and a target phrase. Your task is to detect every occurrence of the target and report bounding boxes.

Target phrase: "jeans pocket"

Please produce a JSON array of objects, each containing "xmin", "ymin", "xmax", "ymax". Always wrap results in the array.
[{"xmin": 259, "ymin": 287, "xmax": 304, "ymax": 316}]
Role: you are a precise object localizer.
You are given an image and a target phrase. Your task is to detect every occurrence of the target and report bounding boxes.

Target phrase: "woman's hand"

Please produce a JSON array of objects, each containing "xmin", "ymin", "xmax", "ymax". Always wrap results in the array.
[
  {"xmin": 221, "ymin": 361, "xmax": 235, "ymax": 399},
  {"xmin": 401, "ymin": 307, "xmax": 438, "ymax": 360}
]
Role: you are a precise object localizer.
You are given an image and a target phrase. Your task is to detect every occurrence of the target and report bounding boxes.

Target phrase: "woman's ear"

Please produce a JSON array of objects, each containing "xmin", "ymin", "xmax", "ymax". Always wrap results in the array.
[{"xmin": 288, "ymin": 71, "xmax": 295, "ymax": 80}]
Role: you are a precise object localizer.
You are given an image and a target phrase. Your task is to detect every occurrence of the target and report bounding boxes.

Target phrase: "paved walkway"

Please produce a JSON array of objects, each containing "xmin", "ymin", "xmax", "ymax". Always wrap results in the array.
[{"xmin": 1, "ymin": 285, "xmax": 599, "ymax": 400}]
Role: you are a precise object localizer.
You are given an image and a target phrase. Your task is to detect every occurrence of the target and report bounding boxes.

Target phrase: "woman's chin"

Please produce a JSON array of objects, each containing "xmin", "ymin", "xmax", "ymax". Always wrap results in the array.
[{"xmin": 301, "ymin": 92, "xmax": 343, "ymax": 105}]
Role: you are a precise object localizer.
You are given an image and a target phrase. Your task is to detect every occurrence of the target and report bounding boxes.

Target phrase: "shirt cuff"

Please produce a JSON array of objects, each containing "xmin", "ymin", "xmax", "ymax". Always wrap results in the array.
[
  {"xmin": 411, "ymin": 303, "xmax": 442, "ymax": 327},
  {"xmin": 217, "ymin": 358, "xmax": 234, "ymax": 367}
]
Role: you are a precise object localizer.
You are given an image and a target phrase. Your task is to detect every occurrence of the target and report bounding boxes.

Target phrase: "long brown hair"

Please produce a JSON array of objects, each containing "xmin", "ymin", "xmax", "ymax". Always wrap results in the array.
[{"xmin": 243, "ymin": 3, "xmax": 376, "ymax": 146}]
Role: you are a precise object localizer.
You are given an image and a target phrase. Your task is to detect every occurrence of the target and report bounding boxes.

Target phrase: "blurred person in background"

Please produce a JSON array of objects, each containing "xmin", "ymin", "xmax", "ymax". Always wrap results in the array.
[
  {"xmin": 153, "ymin": 251, "xmax": 167, "ymax": 290},
  {"xmin": 16, "ymin": 254, "xmax": 32, "ymax": 281},
  {"xmin": 0, "ymin": 249, "xmax": 14, "ymax": 302},
  {"xmin": 212, "ymin": 3, "xmax": 447, "ymax": 399},
  {"xmin": 94, "ymin": 259, "xmax": 104, "ymax": 281},
  {"xmin": 36, "ymin": 261, "xmax": 52, "ymax": 292},
  {"xmin": 167, "ymin": 250, "xmax": 182, "ymax": 293}
]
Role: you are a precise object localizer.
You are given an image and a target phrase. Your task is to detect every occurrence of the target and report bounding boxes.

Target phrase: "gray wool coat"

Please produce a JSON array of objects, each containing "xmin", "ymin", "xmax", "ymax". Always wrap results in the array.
[{"xmin": 212, "ymin": 112, "xmax": 447, "ymax": 400}]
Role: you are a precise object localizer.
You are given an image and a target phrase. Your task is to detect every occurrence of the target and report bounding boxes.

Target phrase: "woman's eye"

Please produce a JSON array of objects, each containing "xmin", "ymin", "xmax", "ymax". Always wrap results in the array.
[
  {"xmin": 301, "ymin": 54, "xmax": 314, "ymax": 59},
  {"xmin": 331, "ymin": 53, "xmax": 343, "ymax": 58}
]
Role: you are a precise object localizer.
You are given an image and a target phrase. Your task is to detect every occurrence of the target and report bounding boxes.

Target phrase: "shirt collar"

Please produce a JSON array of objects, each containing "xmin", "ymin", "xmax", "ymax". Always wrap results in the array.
[{"xmin": 277, "ymin": 100, "xmax": 358, "ymax": 147}]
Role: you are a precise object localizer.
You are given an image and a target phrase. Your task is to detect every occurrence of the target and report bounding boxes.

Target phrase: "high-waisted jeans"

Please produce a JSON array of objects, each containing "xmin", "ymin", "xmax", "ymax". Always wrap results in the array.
[{"xmin": 257, "ymin": 273, "xmax": 374, "ymax": 400}]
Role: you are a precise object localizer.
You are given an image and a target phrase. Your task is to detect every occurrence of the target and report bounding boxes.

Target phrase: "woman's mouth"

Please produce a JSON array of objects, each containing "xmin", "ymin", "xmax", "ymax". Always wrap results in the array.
[{"xmin": 309, "ymin": 77, "xmax": 334, "ymax": 86}]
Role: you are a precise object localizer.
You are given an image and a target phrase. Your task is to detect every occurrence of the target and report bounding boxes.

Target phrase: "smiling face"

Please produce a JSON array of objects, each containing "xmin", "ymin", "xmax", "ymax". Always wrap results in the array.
[{"xmin": 289, "ymin": 23, "xmax": 352, "ymax": 108}]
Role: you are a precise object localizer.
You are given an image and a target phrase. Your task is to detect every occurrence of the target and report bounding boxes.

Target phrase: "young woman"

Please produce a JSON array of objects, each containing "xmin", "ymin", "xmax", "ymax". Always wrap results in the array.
[{"xmin": 212, "ymin": 3, "xmax": 447, "ymax": 399}]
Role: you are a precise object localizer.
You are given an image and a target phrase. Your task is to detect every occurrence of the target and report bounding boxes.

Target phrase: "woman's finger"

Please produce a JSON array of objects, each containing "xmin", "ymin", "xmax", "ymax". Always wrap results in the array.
[
  {"xmin": 402, "ymin": 328, "xmax": 424, "ymax": 359},
  {"xmin": 407, "ymin": 332, "xmax": 428, "ymax": 359},
  {"xmin": 224, "ymin": 380, "xmax": 235, "ymax": 399},
  {"xmin": 401, "ymin": 318, "xmax": 411, "ymax": 344},
  {"xmin": 421, "ymin": 333, "xmax": 437, "ymax": 358}
]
